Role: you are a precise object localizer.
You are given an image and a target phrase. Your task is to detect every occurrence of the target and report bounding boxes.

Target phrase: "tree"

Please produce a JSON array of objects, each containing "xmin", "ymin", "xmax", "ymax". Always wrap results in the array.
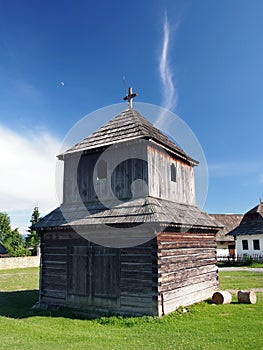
[
  {"xmin": 0, "ymin": 212, "xmax": 12, "ymax": 243},
  {"xmin": 25, "ymin": 206, "xmax": 41, "ymax": 256},
  {"xmin": 4, "ymin": 228, "xmax": 30, "ymax": 257},
  {"xmin": 0, "ymin": 212, "xmax": 29, "ymax": 257}
]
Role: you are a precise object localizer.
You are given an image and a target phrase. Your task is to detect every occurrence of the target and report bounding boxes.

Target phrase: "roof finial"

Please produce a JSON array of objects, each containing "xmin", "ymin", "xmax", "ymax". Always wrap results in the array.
[
  {"xmin": 123, "ymin": 87, "xmax": 138, "ymax": 108},
  {"xmin": 260, "ymin": 198, "xmax": 262, "ymax": 204}
]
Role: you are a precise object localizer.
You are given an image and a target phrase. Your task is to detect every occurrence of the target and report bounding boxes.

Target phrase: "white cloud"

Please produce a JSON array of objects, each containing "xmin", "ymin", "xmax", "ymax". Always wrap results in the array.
[
  {"xmin": 155, "ymin": 12, "xmax": 179, "ymax": 128},
  {"xmin": 0, "ymin": 125, "xmax": 61, "ymax": 221}
]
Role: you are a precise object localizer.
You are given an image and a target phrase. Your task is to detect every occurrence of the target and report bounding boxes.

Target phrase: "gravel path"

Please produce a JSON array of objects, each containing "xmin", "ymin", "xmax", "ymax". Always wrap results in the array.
[{"xmin": 218, "ymin": 267, "xmax": 263, "ymax": 272}]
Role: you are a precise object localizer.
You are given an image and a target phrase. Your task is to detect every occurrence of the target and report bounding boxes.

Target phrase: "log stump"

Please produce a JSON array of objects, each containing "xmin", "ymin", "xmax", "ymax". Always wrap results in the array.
[
  {"xmin": 212, "ymin": 291, "xmax": 232, "ymax": 304},
  {"xmin": 237, "ymin": 290, "xmax": 257, "ymax": 304}
]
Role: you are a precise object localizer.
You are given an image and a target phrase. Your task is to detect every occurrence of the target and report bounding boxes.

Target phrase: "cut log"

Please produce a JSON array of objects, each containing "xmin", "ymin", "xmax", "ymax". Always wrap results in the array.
[
  {"xmin": 237, "ymin": 290, "xmax": 257, "ymax": 304},
  {"xmin": 212, "ymin": 291, "xmax": 232, "ymax": 304}
]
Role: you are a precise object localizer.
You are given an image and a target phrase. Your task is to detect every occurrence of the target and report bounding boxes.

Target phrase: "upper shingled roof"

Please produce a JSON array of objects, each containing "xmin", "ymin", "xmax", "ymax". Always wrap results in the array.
[{"xmin": 59, "ymin": 108, "xmax": 198, "ymax": 165}]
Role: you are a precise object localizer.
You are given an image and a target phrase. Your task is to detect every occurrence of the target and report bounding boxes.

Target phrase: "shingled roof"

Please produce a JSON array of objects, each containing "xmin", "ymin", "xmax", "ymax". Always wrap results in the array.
[
  {"xmin": 35, "ymin": 197, "xmax": 221, "ymax": 231},
  {"xmin": 59, "ymin": 108, "xmax": 198, "ymax": 165},
  {"xmin": 209, "ymin": 214, "xmax": 243, "ymax": 242},
  {"xmin": 228, "ymin": 202, "xmax": 263, "ymax": 236}
]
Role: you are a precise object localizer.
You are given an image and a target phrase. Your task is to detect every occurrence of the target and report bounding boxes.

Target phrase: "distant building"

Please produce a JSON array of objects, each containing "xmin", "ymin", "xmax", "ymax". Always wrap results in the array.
[
  {"xmin": 209, "ymin": 214, "xmax": 243, "ymax": 259},
  {"xmin": 0, "ymin": 243, "xmax": 8, "ymax": 257},
  {"xmin": 35, "ymin": 95, "xmax": 220, "ymax": 316},
  {"xmin": 228, "ymin": 201, "xmax": 263, "ymax": 260}
]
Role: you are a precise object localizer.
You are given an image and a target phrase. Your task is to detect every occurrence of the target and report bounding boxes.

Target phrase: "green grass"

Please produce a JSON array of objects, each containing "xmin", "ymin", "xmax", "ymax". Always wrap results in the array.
[
  {"xmin": 0, "ymin": 267, "xmax": 39, "ymax": 291},
  {"xmin": 219, "ymin": 270, "xmax": 263, "ymax": 290},
  {"xmin": 0, "ymin": 267, "xmax": 262, "ymax": 350}
]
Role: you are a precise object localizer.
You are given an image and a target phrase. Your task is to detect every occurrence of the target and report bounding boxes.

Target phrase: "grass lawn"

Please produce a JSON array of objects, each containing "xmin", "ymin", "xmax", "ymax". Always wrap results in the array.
[{"xmin": 0, "ymin": 267, "xmax": 262, "ymax": 350}]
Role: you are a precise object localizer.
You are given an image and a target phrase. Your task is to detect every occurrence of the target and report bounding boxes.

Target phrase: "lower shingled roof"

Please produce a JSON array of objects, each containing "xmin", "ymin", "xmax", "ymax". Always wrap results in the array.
[{"xmin": 35, "ymin": 197, "xmax": 221, "ymax": 231}]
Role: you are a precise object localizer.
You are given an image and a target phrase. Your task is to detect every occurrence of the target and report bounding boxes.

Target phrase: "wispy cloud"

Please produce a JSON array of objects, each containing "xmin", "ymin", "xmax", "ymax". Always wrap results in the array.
[
  {"xmin": 159, "ymin": 13, "xmax": 177, "ymax": 110},
  {"xmin": 208, "ymin": 161, "xmax": 263, "ymax": 180},
  {"xmin": 0, "ymin": 124, "xmax": 61, "ymax": 231},
  {"xmin": 155, "ymin": 12, "xmax": 179, "ymax": 128}
]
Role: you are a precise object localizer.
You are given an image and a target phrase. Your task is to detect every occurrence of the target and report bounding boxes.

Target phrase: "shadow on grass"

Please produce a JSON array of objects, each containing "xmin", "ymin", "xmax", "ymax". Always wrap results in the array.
[
  {"xmin": 0, "ymin": 290, "xmax": 125, "ymax": 320},
  {"xmin": 0, "ymin": 290, "xmax": 90, "ymax": 320},
  {"xmin": 204, "ymin": 299, "xmax": 240, "ymax": 306},
  {"xmin": 0, "ymin": 290, "xmax": 39, "ymax": 319}
]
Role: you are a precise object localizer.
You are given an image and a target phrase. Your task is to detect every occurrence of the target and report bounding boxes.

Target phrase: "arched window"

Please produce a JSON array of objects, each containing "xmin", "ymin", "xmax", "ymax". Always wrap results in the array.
[
  {"xmin": 171, "ymin": 163, "xmax": 177, "ymax": 182},
  {"xmin": 97, "ymin": 159, "xmax": 107, "ymax": 179}
]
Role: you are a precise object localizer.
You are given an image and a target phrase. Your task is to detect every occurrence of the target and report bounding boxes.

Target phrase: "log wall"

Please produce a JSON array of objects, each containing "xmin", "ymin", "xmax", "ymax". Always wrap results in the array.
[
  {"xmin": 40, "ymin": 231, "xmax": 157, "ymax": 316},
  {"xmin": 157, "ymin": 231, "xmax": 218, "ymax": 315}
]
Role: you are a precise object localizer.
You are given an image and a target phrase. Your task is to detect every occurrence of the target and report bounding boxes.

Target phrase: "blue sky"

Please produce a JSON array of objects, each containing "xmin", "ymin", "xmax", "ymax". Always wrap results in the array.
[{"xmin": 0, "ymin": 0, "xmax": 262, "ymax": 232}]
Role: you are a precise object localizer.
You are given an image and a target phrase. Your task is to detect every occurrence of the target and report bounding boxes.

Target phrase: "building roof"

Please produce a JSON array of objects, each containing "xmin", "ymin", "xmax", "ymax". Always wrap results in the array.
[
  {"xmin": 35, "ymin": 197, "xmax": 221, "ymax": 232},
  {"xmin": 227, "ymin": 202, "xmax": 263, "ymax": 236},
  {"xmin": 209, "ymin": 214, "xmax": 243, "ymax": 242},
  {"xmin": 58, "ymin": 108, "xmax": 198, "ymax": 165}
]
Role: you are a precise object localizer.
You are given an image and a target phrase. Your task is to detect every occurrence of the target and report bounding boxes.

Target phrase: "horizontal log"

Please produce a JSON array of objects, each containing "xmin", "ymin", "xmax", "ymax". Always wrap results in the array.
[
  {"xmin": 42, "ymin": 267, "xmax": 67, "ymax": 274},
  {"xmin": 120, "ymin": 255, "xmax": 152, "ymax": 263},
  {"xmin": 159, "ymin": 272, "xmax": 218, "ymax": 293},
  {"xmin": 158, "ymin": 253, "xmax": 216, "ymax": 265},
  {"xmin": 121, "ymin": 270, "xmax": 153, "ymax": 279},
  {"xmin": 42, "ymin": 254, "xmax": 67, "ymax": 262},
  {"xmin": 212, "ymin": 291, "xmax": 232, "ymax": 304},
  {"xmin": 162, "ymin": 286, "xmax": 216, "ymax": 315},
  {"xmin": 237, "ymin": 290, "xmax": 257, "ymax": 304},
  {"xmin": 42, "ymin": 289, "xmax": 66, "ymax": 299},
  {"xmin": 121, "ymin": 262, "xmax": 152, "ymax": 268},
  {"xmin": 121, "ymin": 247, "xmax": 152, "ymax": 254},
  {"xmin": 158, "ymin": 260, "xmax": 216, "ymax": 273},
  {"xmin": 44, "ymin": 260, "xmax": 67, "ymax": 265},
  {"xmin": 120, "ymin": 296, "xmax": 153, "ymax": 308},
  {"xmin": 159, "ymin": 264, "xmax": 217, "ymax": 282},
  {"xmin": 158, "ymin": 250, "xmax": 216, "ymax": 266},
  {"xmin": 162, "ymin": 279, "xmax": 217, "ymax": 302},
  {"xmin": 43, "ymin": 246, "xmax": 67, "ymax": 253},
  {"xmin": 42, "ymin": 274, "xmax": 66, "ymax": 285},
  {"xmin": 158, "ymin": 241, "xmax": 216, "ymax": 249},
  {"xmin": 158, "ymin": 247, "xmax": 215, "ymax": 258},
  {"xmin": 158, "ymin": 233, "xmax": 214, "ymax": 242}
]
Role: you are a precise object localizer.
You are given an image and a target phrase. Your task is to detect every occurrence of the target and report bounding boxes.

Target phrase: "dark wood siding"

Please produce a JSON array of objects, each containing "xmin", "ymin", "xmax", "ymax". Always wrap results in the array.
[
  {"xmin": 64, "ymin": 143, "xmax": 148, "ymax": 204},
  {"xmin": 119, "ymin": 240, "xmax": 158, "ymax": 315},
  {"xmin": 41, "ymin": 243, "xmax": 67, "ymax": 301},
  {"xmin": 40, "ymin": 232, "xmax": 158, "ymax": 315}
]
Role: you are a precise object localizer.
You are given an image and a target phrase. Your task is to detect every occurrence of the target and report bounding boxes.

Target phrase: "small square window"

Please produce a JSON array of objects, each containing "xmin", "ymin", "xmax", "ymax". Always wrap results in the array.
[
  {"xmin": 253, "ymin": 239, "xmax": 260, "ymax": 250},
  {"xmin": 242, "ymin": 240, "xmax": 248, "ymax": 250},
  {"xmin": 171, "ymin": 164, "xmax": 177, "ymax": 182}
]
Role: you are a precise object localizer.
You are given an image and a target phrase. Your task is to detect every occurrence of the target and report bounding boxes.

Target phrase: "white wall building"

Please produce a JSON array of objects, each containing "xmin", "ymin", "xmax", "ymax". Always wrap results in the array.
[
  {"xmin": 228, "ymin": 201, "xmax": 263, "ymax": 261},
  {"xmin": 236, "ymin": 234, "xmax": 263, "ymax": 257}
]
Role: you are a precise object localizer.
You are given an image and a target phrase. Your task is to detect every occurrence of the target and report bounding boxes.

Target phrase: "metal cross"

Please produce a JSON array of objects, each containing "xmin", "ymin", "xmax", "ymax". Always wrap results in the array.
[{"xmin": 123, "ymin": 87, "xmax": 138, "ymax": 108}]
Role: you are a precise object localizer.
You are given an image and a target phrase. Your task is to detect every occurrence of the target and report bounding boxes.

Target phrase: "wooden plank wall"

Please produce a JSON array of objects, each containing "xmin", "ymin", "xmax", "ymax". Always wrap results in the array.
[
  {"xmin": 41, "ymin": 241, "xmax": 68, "ymax": 301},
  {"xmin": 63, "ymin": 142, "xmax": 148, "ymax": 204},
  {"xmin": 119, "ymin": 240, "xmax": 158, "ymax": 316},
  {"xmin": 157, "ymin": 231, "xmax": 218, "ymax": 315},
  {"xmin": 40, "ymin": 232, "xmax": 158, "ymax": 316},
  {"xmin": 147, "ymin": 145, "xmax": 195, "ymax": 205}
]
